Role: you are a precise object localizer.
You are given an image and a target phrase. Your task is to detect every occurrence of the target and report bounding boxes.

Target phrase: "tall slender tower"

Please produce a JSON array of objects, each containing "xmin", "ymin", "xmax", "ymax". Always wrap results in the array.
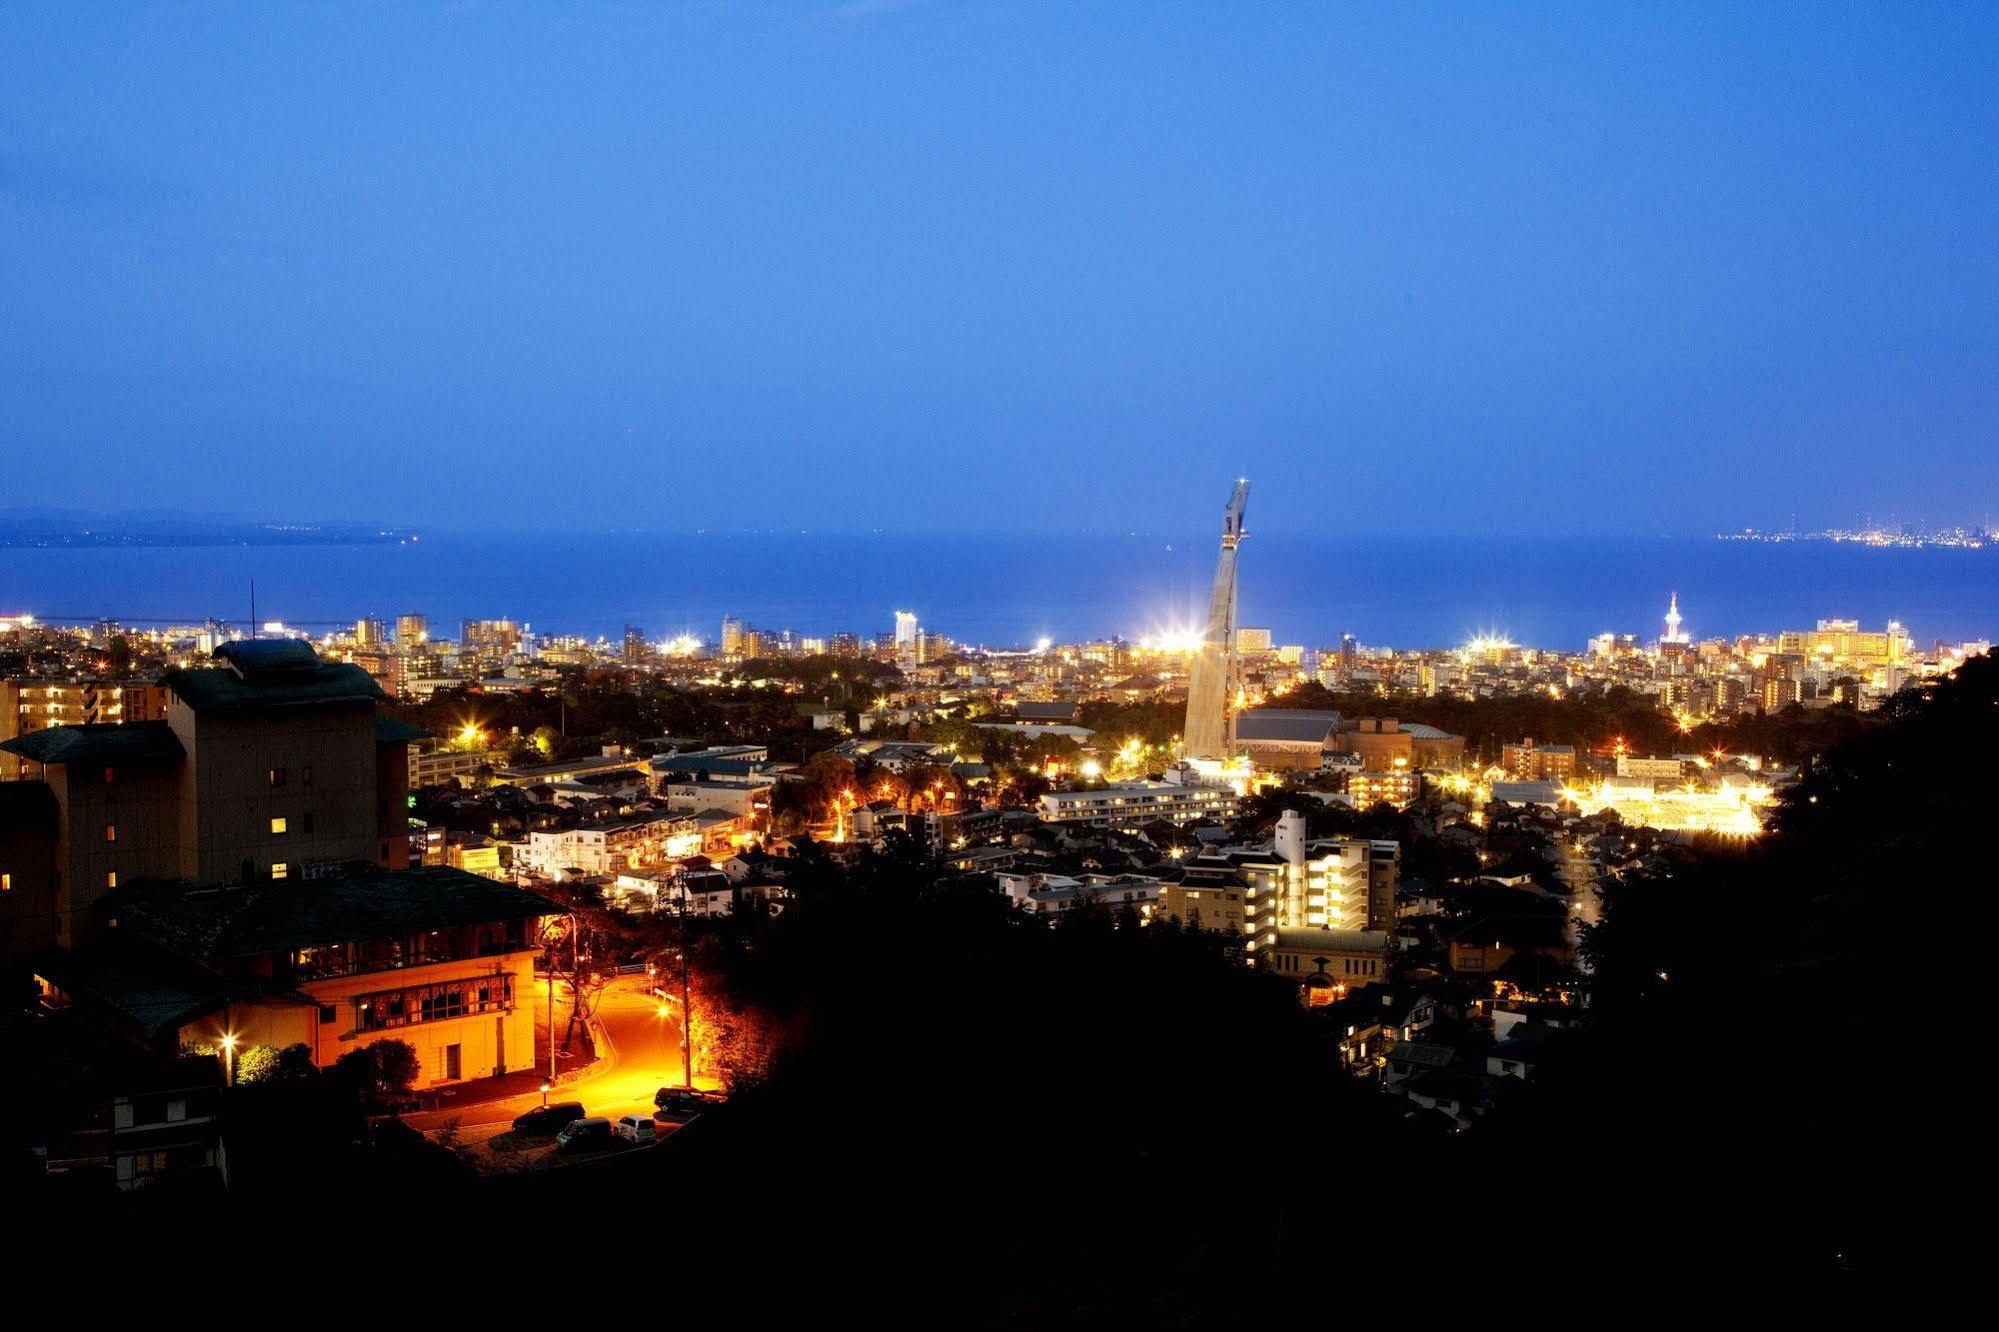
[
  {"xmin": 1182, "ymin": 479, "xmax": 1250, "ymax": 761},
  {"xmin": 1663, "ymin": 592, "xmax": 1688, "ymax": 645}
]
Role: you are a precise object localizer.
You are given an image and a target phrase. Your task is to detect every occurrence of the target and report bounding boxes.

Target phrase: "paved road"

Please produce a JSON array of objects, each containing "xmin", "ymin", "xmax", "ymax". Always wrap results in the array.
[
  {"xmin": 1559, "ymin": 838, "xmax": 1603, "ymax": 969},
  {"xmin": 408, "ymin": 973, "xmax": 717, "ymax": 1136}
]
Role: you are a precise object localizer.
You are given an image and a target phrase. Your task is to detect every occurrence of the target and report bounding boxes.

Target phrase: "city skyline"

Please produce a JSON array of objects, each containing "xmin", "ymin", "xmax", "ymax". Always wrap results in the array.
[{"xmin": 4, "ymin": 5, "xmax": 1996, "ymax": 537}]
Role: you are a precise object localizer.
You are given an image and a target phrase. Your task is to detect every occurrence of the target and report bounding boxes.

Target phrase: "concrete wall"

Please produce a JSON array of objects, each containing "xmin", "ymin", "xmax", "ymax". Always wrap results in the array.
[
  {"xmin": 168, "ymin": 697, "xmax": 380, "ymax": 884},
  {"xmin": 51, "ymin": 762, "xmax": 182, "ymax": 947}
]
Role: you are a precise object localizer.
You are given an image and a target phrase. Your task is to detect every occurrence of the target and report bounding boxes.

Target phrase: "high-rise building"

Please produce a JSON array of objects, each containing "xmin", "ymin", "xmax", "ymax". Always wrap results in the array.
[
  {"xmin": 1, "ymin": 679, "xmax": 167, "ymax": 781},
  {"xmin": 721, "ymin": 617, "xmax": 745, "ymax": 658},
  {"xmin": 894, "ymin": 611, "xmax": 920, "ymax": 662},
  {"xmin": 1, "ymin": 639, "xmax": 559, "ymax": 1093},
  {"xmin": 1183, "ymin": 479, "xmax": 1249, "ymax": 762},
  {"xmin": 1, "ymin": 641, "xmax": 414, "ymax": 948},
  {"xmin": 396, "ymin": 613, "xmax": 428, "ymax": 645},
  {"xmin": 460, "ymin": 619, "xmax": 522, "ymax": 661},
  {"xmin": 623, "ymin": 625, "xmax": 648, "ymax": 665}
]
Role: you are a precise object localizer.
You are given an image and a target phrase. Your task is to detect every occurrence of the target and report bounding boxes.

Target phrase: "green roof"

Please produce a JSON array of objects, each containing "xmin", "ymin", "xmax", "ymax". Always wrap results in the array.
[
  {"xmin": 32, "ymin": 935, "xmax": 229, "ymax": 1038},
  {"xmin": 162, "ymin": 650, "xmax": 383, "ymax": 714},
  {"xmin": 120, "ymin": 865, "xmax": 560, "ymax": 960},
  {"xmin": 0, "ymin": 720, "xmax": 185, "ymax": 768},
  {"xmin": 375, "ymin": 716, "xmax": 431, "ymax": 744}
]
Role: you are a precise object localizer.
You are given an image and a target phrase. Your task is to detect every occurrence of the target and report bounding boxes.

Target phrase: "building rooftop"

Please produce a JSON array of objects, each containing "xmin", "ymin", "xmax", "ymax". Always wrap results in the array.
[
  {"xmin": 496, "ymin": 753, "xmax": 646, "ymax": 781},
  {"xmin": 162, "ymin": 641, "xmax": 383, "ymax": 714},
  {"xmin": 0, "ymin": 719, "xmax": 185, "ymax": 768},
  {"xmin": 1234, "ymin": 709, "xmax": 1342, "ymax": 743},
  {"xmin": 650, "ymin": 754, "xmax": 768, "ymax": 777},
  {"xmin": 374, "ymin": 716, "xmax": 431, "ymax": 744},
  {"xmin": 120, "ymin": 865, "xmax": 561, "ymax": 960}
]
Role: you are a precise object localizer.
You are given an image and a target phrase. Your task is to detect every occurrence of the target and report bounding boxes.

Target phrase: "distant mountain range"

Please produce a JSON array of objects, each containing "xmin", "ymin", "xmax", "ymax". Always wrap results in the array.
[{"xmin": 0, "ymin": 509, "xmax": 418, "ymax": 548}]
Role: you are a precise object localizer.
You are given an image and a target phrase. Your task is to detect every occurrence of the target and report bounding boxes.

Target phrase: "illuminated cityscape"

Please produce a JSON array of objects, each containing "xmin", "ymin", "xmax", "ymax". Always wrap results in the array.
[{"xmin": 3, "ymin": 0, "xmax": 1990, "ymax": 1302}]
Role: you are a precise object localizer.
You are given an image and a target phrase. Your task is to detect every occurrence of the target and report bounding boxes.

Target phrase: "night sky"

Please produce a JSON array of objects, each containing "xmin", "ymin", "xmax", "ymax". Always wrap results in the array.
[{"xmin": 3, "ymin": 3, "xmax": 1994, "ymax": 537}]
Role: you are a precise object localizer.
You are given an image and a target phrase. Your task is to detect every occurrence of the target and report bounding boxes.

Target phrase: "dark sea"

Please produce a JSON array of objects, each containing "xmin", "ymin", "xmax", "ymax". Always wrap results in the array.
[{"xmin": 1, "ymin": 533, "xmax": 1994, "ymax": 651}]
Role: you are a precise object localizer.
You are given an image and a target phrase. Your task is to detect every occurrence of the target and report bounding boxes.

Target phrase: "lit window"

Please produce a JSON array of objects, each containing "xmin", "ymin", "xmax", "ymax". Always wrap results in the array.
[
  {"xmin": 270, "ymin": 817, "xmax": 288, "ymax": 835},
  {"xmin": 107, "ymin": 871, "xmax": 118, "ymax": 889},
  {"xmin": 105, "ymin": 825, "xmax": 117, "ymax": 843},
  {"xmin": 271, "ymin": 862, "xmax": 289, "ymax": 880},
  {"xmin": 1, "ymin": 873, "xmax": 10, "ymax": 892}
]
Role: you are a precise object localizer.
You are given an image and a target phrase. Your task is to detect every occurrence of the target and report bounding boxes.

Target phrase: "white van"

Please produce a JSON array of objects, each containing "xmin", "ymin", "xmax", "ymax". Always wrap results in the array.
[{"xmin": 613, "ymin": 1113, "xmax": 659, "ymax": 1145}]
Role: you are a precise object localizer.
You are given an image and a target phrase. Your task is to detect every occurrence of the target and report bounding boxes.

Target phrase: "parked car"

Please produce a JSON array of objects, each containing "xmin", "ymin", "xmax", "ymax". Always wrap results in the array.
[
  {"xmin": 512, "ymin": 1101, "xmax": 587, "ymax": 1135},
  {"xmin": 612, "ymin": 1113, "xmax": 659, "ymax": 1145},
  {"xmin": 555, "ymin": 1117, "xmax": 612, "ymax": 1153},
  {"xmin": 654, "ymin": 1086, "xmax": 727, "ymax": 1120}
]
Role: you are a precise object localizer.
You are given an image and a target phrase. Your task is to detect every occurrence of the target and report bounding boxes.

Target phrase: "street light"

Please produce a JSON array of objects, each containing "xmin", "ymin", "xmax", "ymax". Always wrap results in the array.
[
  {"xmin": 219, "ymin": 1031, "xmax": 239, "ymax": 1086},
  {"xmin": 540, "ymin": 1081, "xmax": 551, "ymax": 1109}
]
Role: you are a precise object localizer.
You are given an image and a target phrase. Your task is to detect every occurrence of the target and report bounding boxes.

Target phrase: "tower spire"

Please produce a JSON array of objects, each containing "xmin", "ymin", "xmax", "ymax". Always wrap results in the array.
[
  {"xmin": 1663, "ymin": 591, "xmax": 1686, "ymax": 645},
  {"xmin": 1183, "ymin": 479, "xmax": 1249, "ymax": 761}
]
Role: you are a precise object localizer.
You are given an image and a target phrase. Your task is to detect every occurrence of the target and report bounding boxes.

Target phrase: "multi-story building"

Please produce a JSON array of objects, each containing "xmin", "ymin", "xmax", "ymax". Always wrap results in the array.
[
  {"xmin": 1345, "ymin": 768, "xmax": 1422, "ymax": 810},
  {"xmin": 2, "ymin": 678, "xmax": 167, "ymax": 780},
  {"xmin": 1235, "ymin": 626, "xmax": 1273, "ymax": 653},
  {"xmin": 1615, "ymin": 755, "xmax": 1686, "ymax": 784},
  {"xmin": 409, "ymin": 741, "xmax": 488, "ymax": 788},
  {"xmin": 0, "ymin": 781, "xmax": 60, "ymax": 961},
  {"xmin": 1501, "ymin": 739, "xmax": 1577, "ymax": 781},
  {"xmin": 1334, "ymin": 717, "xmax": 1467, "ymax": 771},
  {"xmin": 1167, "ymin": 811, "xmax": 1398, "ymax": 964},
  {"xmin": 1775, "ymin": 619, "xmax": 1910, "ymax": 673},
  {"xmin": 5, "ymin": 639, "xmax": 560, "ymax": 1094},
  {"xmin": 1, "ymin": 641, "xmax": 414, "ymax": 950},
  {"xmin": 996, "ymin": 872, "xmax": 1165, "ymax": 918},
  {"xmin": 459, "ymin": 619, "xmax": 522, "ymax": 663},
  {"xmin": 38, "ymin": 866, "xmax": 552, "ymax": 1087},
  {"xmin": 1037, "ymin": 775, "xmax": 1238, "ymax": 829},
  {"xmin": 1264, "ymin": 929, "xmax": 1392, "ymax": 991},
  {"xmin": 518, "ymin": 813, "xmax": 700, "ymax": 877}
]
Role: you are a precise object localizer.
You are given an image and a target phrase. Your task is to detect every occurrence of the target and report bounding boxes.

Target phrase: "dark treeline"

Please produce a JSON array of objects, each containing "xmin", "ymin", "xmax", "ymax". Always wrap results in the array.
[
  {"xmin": 1263, "ymin": 680, "xmax": 1881, "ymax": 765},
  {"xmin": 1475, "ymin": 653, "xmax": 1991, "ymax": 1283},
  {"xmin": 384, "ymin": 658, "xmax": 900, "ymax": 764}
]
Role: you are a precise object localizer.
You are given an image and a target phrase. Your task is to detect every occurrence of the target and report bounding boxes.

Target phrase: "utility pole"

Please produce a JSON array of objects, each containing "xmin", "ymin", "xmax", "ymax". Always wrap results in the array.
[{"xmin": 680, "ymin": 900, "xmax": 694, "ymax": 1089}]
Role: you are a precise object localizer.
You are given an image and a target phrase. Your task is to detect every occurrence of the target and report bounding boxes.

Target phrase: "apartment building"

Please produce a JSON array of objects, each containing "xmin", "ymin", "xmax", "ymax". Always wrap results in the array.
[
  {"xmin": 1501, "ymin": 739, "xmax": 1577, "ymax": 781},
  {"xmin": 2, "ymin": 640, "xmax": 418, "ymax": 948},
  {"xmin": 6, "ymin": 640, "xmax": 560, "ymax": 1094},
  {"xmin": 1037, "ymin": 773, "xmax": 1239, "ymax": 828},
  {"xmin": 1168, "ymin": 811, "xmax": 1398, "ymax": 964},
  {"xmin": 1, "ymin": 678, "xmax": 166, "ymax": 779}
]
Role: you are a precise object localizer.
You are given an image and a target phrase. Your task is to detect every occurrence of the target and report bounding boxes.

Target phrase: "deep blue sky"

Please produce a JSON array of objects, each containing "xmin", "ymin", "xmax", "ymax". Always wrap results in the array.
[{"xmin": 3, "ymin": 3, "xmax": 1994, "ymax": 538}]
